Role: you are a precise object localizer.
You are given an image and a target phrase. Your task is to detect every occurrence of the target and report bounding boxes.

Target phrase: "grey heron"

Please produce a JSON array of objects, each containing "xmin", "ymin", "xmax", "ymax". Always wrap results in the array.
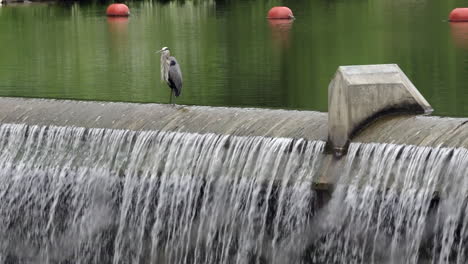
[{"xmin": 157, "ymin": 46, "xmax": 182, "ymax": 105}]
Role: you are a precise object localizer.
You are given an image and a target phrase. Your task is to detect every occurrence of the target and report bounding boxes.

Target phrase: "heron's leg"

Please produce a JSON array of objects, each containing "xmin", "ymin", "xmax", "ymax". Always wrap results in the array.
[
  {"xmin": 169, "ymin": 89, "xmax": 173, "ymax": 105},
  {"xmin": 172, "ymin": 90, "xmax": 176, "ymax": 106}
]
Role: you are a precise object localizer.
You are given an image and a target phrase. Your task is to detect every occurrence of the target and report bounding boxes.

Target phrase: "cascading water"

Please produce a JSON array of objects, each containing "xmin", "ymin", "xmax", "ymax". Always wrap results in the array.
[
  {"xmin": 0, "ymin": 123, "xmax": 467, "ymax": 264},
  {"xmin": 0, "ymin": 123, "xmax": 325, "ymax": 263},
  {"xmin": 310, "ymin": 143, "xmax": 468, "ymax": 264}
]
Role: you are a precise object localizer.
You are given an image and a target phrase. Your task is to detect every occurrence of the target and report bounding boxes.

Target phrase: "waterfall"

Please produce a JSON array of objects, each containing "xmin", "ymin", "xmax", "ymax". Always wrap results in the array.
[
  {"xmin": 0, "ymin": 123, "xmax": 325, "ymax": 263},
  {"xmin": 0, "ymin": 123, "xmax": 468, "ymax": 263},
  {"xmin": 310, "ymin": 143, "xmax": 468, "ymax": 264}
]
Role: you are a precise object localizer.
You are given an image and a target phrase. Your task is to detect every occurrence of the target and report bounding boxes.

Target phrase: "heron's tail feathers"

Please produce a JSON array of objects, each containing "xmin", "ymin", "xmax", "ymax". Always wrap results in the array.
[{"xmin": 174, "ymin": 87, "xmax": 181, "ymax": 97}]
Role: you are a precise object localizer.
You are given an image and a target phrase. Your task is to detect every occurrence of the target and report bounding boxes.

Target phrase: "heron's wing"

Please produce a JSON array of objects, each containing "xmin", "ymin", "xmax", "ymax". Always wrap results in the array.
[{"xmin": 168, "ymin": 57, "xmax": 183, "ymax": 96}]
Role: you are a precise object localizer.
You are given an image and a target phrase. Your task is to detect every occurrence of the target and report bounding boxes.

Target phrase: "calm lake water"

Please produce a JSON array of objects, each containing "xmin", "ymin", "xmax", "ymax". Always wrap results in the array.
[{"xmin": 0, "ymin": 0, "xmax": 467, "ymax": 116}]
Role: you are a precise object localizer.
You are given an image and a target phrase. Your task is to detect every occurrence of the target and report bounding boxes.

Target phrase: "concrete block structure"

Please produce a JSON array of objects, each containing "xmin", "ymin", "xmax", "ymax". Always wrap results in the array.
[{"xmin": 327, "ymin": 64, "xmax": 433, "ymax": 154}]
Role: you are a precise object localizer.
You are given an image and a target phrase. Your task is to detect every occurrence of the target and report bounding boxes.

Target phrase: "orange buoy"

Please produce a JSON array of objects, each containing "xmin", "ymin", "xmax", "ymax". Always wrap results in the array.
[
  {"xmin": 449, "ymin": 8, "xmax": 468, "ymax": 22},
  {"xmin": 106, "ymin": 3, "xmax": 130, "ymax": 17},
  {"xmin": 268, "ymin": 6, "xmax": 294, "ymax": 19}
]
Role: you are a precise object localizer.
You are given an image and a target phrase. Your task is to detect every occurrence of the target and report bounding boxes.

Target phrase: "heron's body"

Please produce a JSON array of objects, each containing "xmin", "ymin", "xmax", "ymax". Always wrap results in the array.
[
  {"xmin": 166, "ymin": 56, "xmax": 182, "ymax": 96},
  {"xmin": 158, "ymin": 47, "xmax": 182, "ymax": 104}
]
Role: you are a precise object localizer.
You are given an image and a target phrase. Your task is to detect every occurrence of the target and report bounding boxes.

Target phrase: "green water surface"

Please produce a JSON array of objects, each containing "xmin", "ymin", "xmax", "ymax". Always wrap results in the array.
[{"xmin": 0, "ymin": 0, "xmax": 467, "ymax": 116}]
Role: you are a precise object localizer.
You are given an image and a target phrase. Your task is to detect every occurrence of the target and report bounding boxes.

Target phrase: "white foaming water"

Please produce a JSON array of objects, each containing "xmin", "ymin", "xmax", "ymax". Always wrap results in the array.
[
  {"xmin": 0, "ymin": 123, "xmax": 325, "ymax": 263},
  {"xmin": 310, "ymin": 143, "xmax": 468, "ymax": 264},
  {"xmin": 1, "ymin": 123, "xmax": 468, "ymax": 264}
]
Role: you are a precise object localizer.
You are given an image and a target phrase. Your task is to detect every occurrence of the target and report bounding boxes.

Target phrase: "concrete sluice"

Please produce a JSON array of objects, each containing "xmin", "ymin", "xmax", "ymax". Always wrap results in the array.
[{"xmin": 0, "ymin": 65, "xmax": 467, "ymax": 263}]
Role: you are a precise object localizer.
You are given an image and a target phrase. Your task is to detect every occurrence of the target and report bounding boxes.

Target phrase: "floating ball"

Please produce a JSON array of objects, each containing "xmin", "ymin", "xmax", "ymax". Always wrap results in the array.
[
  {"xmin": 449, "ymin": 8, "xmax": 468, "ymax": 22},
  {"xmin": 268, "ymin": 6, "xmax": 294, "ymax": 19},
  {"xmin": 106, "ymin": 3, "xmax": 130, "ymax": 17}
]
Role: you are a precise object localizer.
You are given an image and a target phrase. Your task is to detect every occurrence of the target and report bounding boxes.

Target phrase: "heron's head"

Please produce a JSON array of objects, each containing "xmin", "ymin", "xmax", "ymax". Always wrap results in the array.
[{"xmin": 156, "ymin": 47, "xmax": 170, "ymax": 56}]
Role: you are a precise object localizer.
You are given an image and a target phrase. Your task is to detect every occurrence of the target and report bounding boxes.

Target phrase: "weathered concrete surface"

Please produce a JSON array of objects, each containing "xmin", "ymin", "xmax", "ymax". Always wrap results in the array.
[
  {"xmin": 327, "ymin": 64, "xmax": 433, "ymax": 154},
  {"xmin": 0, "ymin": 97, "xmax": 467, "ymax": 149},
  {"xmin": 353, "ymin": 115, "xmax": 468, "ymax": 149},
  {"xmin": 0, "ymin": 97, "xmax": 328, "ymax": 141}
]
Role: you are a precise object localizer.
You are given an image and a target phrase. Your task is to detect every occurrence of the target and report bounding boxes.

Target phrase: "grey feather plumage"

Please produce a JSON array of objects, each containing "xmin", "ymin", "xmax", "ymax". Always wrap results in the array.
[
  {"xmin": 159, "ymin": 48, "xmax": 183, "ymax": 98},
  {"xmin": 168, "ymin": 56, "xmax": 182, "ymax": 96}
]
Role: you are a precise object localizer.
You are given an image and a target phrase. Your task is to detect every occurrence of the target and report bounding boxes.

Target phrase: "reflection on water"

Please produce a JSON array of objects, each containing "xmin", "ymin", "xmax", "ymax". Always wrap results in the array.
[
  {"xmin": 0, "ymin": 0, "xmax": 467, "ymax": 117},
  {"xmin": 269, "ymin": 19, "xmax": 294, "ymax": 49},
  {"xmin": 107, "ymin": 17, "xmax": 129, "ymax": 50},
  {"xmin": 450, "ymin": 22, "xmax": 468, "ymax": 50},
  {"xmin": 107, "ymin": 17, "xmax": 129, "ymax": 34}
]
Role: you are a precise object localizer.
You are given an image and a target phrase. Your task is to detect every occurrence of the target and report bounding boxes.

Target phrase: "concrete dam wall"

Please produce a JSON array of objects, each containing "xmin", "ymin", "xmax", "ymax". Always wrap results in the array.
[
  {"xmin": 0, "ymin": 97, "xmax": 467, "ymax": 149},
  {"xmin": 1, "ymin": 96, "xmax": 467, "ymax": 188},
  {"xmin": 1, "ymin": 65, "xmax": 467, "ymax": 263}
]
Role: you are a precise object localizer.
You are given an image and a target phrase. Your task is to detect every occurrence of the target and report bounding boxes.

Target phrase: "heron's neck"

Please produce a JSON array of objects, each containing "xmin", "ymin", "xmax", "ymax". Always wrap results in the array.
[{"xmin": 160, "ymin": 54, "xmax": 170, "ymax": 82}]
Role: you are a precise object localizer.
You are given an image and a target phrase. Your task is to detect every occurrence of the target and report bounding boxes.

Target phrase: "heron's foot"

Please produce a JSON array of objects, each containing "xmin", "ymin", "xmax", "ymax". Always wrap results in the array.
[
  {"xmin": 177, "ymin": 106, "xmax": 189, "ymax": 112},
  {"xmin": 170, "ymin": 104, "xmax": 187, "ymax": 112}
]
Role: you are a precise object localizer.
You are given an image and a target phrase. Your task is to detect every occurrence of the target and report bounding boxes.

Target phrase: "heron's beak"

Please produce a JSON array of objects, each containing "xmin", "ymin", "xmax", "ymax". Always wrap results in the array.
[{"xmin": 156, "ymin": 49, "xmax": 163, "ymax": 53}]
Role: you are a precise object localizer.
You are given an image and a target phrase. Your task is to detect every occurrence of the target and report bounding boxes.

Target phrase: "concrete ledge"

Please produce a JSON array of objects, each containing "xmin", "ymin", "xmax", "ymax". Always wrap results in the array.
[
  {"xmin": 327, "ymin": 64, "xmax": 433, "ymax": 155},
  {"xmin": 353, "ymin": 115, "xmax": 468, "ymax": 148},
  {"xmin": 0, "ymin": 97, "xmax": 466, "ymax": 149},
  {"xmin": 0, "ymin": 97, "xmax": 328, "ymax": 141}
]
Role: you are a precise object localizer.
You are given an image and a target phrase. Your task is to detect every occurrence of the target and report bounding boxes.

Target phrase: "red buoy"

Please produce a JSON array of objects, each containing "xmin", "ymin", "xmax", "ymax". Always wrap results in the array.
[
  {"xmin": 106, "ymin": 3, "xmax": 130, "ymax": 17},
  {"xmin": 449, "ymin": 8, "xmax": 468, "ymax": 22},
  {"xmin": 268, "ymin": 6, "xmax": 294, "ymax": 19}
]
